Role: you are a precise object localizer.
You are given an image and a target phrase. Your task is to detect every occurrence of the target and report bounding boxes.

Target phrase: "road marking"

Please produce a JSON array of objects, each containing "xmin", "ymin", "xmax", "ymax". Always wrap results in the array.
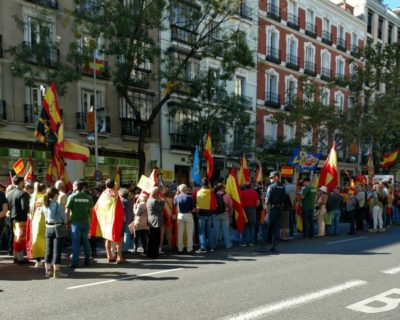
[
  {"xmin": 222, "ymin": 280, "xmax": 367, "ymax": 320},
  {"xmin": 66, "ymin": 268, "xmax": 182, "ymax": 290},
  {"xmin": 347, "ymin": 288, "xmax": 400, "ymax": 314},
  {"xmin": 326, "ymin": 237, "xmax": 367, "ymax": 245},
  {"xmin": 382, "ymin": 266, "xmax": 400, "ymax": 275}
]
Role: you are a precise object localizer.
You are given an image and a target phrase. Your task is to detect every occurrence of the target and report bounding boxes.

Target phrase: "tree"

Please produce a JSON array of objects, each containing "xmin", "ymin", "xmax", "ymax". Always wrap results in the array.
[{"xmin": 72, "ymin": 0, "xmax": 254, "ymax": 176}]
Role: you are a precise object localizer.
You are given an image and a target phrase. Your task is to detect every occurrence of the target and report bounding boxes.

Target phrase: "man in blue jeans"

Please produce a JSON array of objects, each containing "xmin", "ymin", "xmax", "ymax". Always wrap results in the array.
[
  {"xmin": 327, "ymin": 186, "xmax": 343, "ymax": 236},
  {"xmin": 66, "ymin": 180, "xmax": 93, "ymax": 268}
]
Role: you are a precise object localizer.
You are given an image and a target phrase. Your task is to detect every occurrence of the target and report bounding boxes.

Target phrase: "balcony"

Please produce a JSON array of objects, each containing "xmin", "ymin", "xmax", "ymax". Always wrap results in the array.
[
  {"xmin": 129, "ymin": 68, "xmax": 151, "ymax": 89},
  {"xmin": 265, "ymin": 92, "xmax": 281, "ymax": 108},
  {"xmin": 305, "ymin": 23, "xmax": 316, "ymax": 38},
  {"xmin": 76, "ymin": 110, "xmax": 110, "ymax": 133},
  {"xmin": 287, "ymin": 13, "xmax": 300, "ymax": 31},
  {"xmin": 238, "ymin": 95, "xmax": 253, "ymax": 111},
  {"xmin": 121, "ymin": 118, "xmax": 141, "ymax": 137},
  {"xmin": 170, "ymin": 24, "xmax": 197, "ymax": 46},
  {"xmin": 337, "ymin": 37, "xmax": 346, "ymax": 52},
  {"xmin": 79, "ymin": 61, "xmax": 110, "ymax": 80},
  {"xmin": 321, "ymin": 67, "xmax": 332, "ymax": 81},
  {"xmin": 335, "ymin": 72, "xmax": 345, "ymax": 80},
  {"xmin": 0, "ymin": 100, "xmax": 6, "ymax": 120},
  {"xmin": 267, "ymin": 3, "xmax": 280, "ymax": 22},
  {"xmin": 23, "ymin": 41, "xmax": 59, "ymax": 68},
  {"xmin": 266, "ymin": 47, "xmax": 281, "ymax": 64},
  {"xmin": 236, "ymin": 2, "xmax": 252, "ymax": 21},
  {"xmin": 350, "ymin": 45, "xmax": 358, "ymax": 57},
  {"xmin": 26, "ymin": 0, "xmax": 58, "ymax": 9},
  {"xmin": 170, "ymin": 133, "xmax": 192, "ymax": 150},
  {"xmin": 304, "ymin": 60, "xmax": 317, "ymax": 77},
  {"xmin": 0, "ymin": 35, "xmax": 3, "ymax": 57},
  {"xmin": 322, "ymin": 30, "xmax": 332, "ymax": 45},
  {"xmin": 24, "ymin": 104, "xmax": 38, "ymax": 124},
  {"xmin": 286, "ymin": 54, "xmax": 300, "ymax": 71}
]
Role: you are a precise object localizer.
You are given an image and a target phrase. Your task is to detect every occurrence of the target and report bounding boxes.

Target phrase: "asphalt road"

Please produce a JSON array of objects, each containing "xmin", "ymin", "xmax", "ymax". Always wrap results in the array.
[{"xmin": 1, "ymin": 225, "xmax": 400, "ymax": 320}]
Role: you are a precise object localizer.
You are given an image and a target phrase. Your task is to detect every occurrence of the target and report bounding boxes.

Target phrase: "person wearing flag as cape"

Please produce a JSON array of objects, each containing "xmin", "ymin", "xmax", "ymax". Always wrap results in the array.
[{"xmin": 90, "ymin": 179, "xmax": 125, "ymax": 263}]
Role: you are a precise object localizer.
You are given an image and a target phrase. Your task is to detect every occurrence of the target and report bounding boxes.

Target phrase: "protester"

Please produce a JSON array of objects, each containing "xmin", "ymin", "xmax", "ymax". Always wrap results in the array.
[
  {"xmin": 119, "ymin": 188, "xmax": 134, "ymax": 253},
  {"xmin": 265, "ymin": 171, "xmax": 286, "ymax": 253},
  {"xmin": 27, "ymin": 182, "xmax": 47, "ymax": 267},
  {"xmin": 355, "ymin": 184, "xmax": 367, "ymax": 233},
  {"xmin": 147, "ymin": 186, "xmax": 165, "ymax": 258},
  {"xmin": 7, "ymin": 176, "xmax": 30, "ymax": 264},
  {"xmin": 174, "ymin": 184, "xmax": 196, "ymax": 254},
  {"xmin": 346, "ymin": 188, "xmax": 357, "ymax": 235},
  {"xmin": 193, "ymin": 178, "xmax": 216, "ymax": 252},
  {"xmin": 24, "ymin": 182, "xmax": 34, "ymax": 196},
  {"xmin": 300, "ymin": 177, "xmax": 315, "ymax": 238},
  {"xmin": 284, "ymin": 179, "xmax": 296, "ymax": 238},
  {"xmin": 0, "ymin": 183, "xmax": 8, "ymax": 251},
  {"xmin": 327, "ymin": 186, "xmax": 343, "ymax": 236},
  {"xmin": 66, "ymin": 180, "xmax": 94, "ymax": 268},
  {"xmin": 160, "ymin": 186, "xmax": 174, "ymax": 253},
  {"xmin": 43, "ymin": 187, "xmax": 67, "ymax": 278},
  {"xmin": 315, "ymin": 186, "xmax": 328, "ymax": 237},
  {"xmin": 240, "ymin": 182, "xmax": 260, "ymax": 247},
  {"xmin": 392, "ymin": 184, "xmax": 400, "ymax": 224},
  {"xmin": 55, "ymin": 180, "xmax": 68, "ymax": 208},
  {"xmin": 369, "ymin": 184, "xmax": 385, "ymax": 233},
  {"xmin": 132, "ymin": 193, "xmax": 149, "ymax": 255},
  {"xmin": 213, "ymin": 183, "xmax": 233, "ymax": 250}
]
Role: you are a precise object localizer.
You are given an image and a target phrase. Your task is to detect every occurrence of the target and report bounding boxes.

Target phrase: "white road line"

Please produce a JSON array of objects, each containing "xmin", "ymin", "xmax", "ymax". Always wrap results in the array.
[
  {"xmin": 221, "ymin": 280, "xmax": 367, "ymax": 320},
  {"xmin": 326, "ymin": 237, "xmax": 367, "ymax": 245},
  {"xmin": 382, "ymin": 266, "xmax": 400, "ymax": 275},
  {"xmin": 66, "ymin": 268, "xmax": 182, "ymax": 290}
]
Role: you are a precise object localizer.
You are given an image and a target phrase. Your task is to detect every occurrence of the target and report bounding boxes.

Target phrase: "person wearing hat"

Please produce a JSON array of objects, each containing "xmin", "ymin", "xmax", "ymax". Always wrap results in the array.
[
  {"xmin": 300, "ymin": 177, "xmax": 316, "ymax": 238},
  {"xmin": 265, "ymin": 171, "xmax": 286, "ymax": 253},
  {"xmin": 315, "ymin": 186, "xmax": 329, "ymax": 237}
]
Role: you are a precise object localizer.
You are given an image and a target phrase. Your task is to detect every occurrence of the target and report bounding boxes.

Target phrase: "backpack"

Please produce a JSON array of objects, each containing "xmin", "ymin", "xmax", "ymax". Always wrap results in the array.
[{"xmin": 215, "ymin": 192, "xmax": 226, "ymax": 213}]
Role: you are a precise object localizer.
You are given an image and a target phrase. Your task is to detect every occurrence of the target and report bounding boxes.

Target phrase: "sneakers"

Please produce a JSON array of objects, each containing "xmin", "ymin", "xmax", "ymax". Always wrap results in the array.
[
  {"xmin": 53, "ymin": 270, "xmax": 68, "ymax": 279},
  {"xmin": 34, "ymin": 261, "xmax": 44, "ymax": 268},
  {"xmin": 45, "ymin": 270, "xmax": 53, "ymax": 279}
]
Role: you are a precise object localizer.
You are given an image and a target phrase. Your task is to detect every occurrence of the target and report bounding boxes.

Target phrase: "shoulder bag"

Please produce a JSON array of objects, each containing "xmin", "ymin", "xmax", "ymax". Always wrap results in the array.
[{"xmin": 54, "ymin": 203, "xmax": 68, "ymax": 239}]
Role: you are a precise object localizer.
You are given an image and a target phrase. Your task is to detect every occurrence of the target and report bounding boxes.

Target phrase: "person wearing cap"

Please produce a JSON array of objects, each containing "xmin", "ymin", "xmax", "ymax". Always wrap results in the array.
[
  {"xmin": 240, "ymin": 181, "xmax": 260, "ymax": 247},
  {"xmin": 315, "ymin": 186, "xmax": 329, "ymax": 237},
  {"xmin": 265, "ymin": 171, "xmax": 286, "ymax": 253},
  {"xmin": 300, "ymin": 177, "xmax": 316, "ymax": 238}
]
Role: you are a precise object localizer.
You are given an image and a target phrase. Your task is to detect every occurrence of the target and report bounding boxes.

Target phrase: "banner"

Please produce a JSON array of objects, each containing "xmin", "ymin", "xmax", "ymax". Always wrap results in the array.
[{"xmin": 289, "ymin": 148, "xmax": 321, "ymax": 171}]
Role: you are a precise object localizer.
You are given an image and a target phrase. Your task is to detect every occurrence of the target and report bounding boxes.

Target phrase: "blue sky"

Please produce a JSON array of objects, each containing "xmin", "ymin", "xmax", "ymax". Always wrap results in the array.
[{"xmin": 385, "ymin": 0, "xmax": 399, "ymax": 9}]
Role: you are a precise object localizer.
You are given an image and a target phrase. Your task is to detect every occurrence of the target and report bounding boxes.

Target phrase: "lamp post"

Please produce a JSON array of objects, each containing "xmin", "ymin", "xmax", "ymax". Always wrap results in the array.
[{"xmin": 93, "ymin": 39, "xmax": 99, "ymax": 171}]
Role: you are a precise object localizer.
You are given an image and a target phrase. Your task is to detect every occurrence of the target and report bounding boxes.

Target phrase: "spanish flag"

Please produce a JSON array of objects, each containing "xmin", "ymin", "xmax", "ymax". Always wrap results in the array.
[
  {"xmin": 34, "ymin": 108, "xmax": 54, "ymax": 144},
  {"xmin": 318, "ymin": 142, "xmax": 339, "ymax": 192},
  {"xmin": 63, "ymin": 140, "xmax": 90, "ymax": 162},
  {"xmin": 24, "ymin": 156, "xmax": 34, "ymax": 182},
  {"xmin": 195, "ymin": 187, "xmax": 217, "ymax": 211},
  {"xmin": 149, "ymin": 168, "xmax": 158, "ymax": 186},
  {"xmin": 225, "ymin": 168, "xmax": 247, "ymax": 233},
  {"xmin": 13, "ymin": 159, "xmax": 25, "ymax": 176},
  {"xmin": 90, "ymin": 188, "xmax": 124, "ymax": 242},
  {"xmin": 238, "ymin": 154, "xmax": 250, "ymax": 186},
  {"xmin": 366, "ymin": 146, "xmax": 375, "ymax": 185},
  {"xmin": 380, "ymin": 149, "xmax": 399, "ymax": 168},
  {"xmin": 42, "ymin": 82, "xmax": 61, "ymax": 132},
  {"xmin": 254, "ymin": 164, "xmax": 263, "ymax": 184},
  {"xmin": 204, "ymin": 130, "xmax": 214, "ymax": 181},
  {"xmin": 82, "ymin": 59, "xmax": 105, "ymax": 75}
]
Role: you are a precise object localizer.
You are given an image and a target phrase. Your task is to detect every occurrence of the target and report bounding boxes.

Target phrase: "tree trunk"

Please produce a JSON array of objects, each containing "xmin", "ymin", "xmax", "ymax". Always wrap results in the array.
[{"xmin": 138, "ymin": 123, "xmax": 149, "ymax": 177}]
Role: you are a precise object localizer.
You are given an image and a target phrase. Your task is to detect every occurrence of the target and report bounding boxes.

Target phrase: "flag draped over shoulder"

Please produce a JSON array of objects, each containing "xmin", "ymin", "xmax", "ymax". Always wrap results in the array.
[
  {"xmin": 192, "ymin": 146, "xmax": 201, "ymax": 185},
  {"xmin": 379, "ymin": 149, "xmax": 399, "ymax": 168},
  {"xmin": 204, "ymin": 130, "xmax": 214, "ymax": 181},
  {"xmin": 90, "ymin": 189, "xmax": 124, "ymax": 242},
  {"xmin": 195, "ymin": 188, "xmax": 217, "ymax": 211},
  {"xmin": 318, "ymin": 142, "xmax": 339, "ymax": 192},
  {"xmin": 238, "ymin": 154, "xmax": 250, "ymax": 186},
  {"xmin": 225, "ymin": 168, "xmax": 247, "ymax": 233}
]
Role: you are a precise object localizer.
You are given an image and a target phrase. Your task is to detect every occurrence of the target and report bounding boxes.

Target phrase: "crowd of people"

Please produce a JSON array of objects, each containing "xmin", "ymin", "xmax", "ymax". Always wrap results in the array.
[{"xmin": 0, "ymin": 171, "xmax": 398, "ymax": 279}]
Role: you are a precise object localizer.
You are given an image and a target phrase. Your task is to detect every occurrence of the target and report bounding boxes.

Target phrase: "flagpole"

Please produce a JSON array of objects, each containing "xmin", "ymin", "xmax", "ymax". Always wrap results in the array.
[{"xmin": 93, "ymin": 39, "xmax": 99, "ymax": 171}]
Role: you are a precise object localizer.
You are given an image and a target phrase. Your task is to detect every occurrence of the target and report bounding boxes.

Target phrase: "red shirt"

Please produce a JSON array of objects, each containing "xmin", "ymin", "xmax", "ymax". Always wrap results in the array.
[{"xmin": 240, "ymin": 188, "xmax": 260, "ymax": 208}]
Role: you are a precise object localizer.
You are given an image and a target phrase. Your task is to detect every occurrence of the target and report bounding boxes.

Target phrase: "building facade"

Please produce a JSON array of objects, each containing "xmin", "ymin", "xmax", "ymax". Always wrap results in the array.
[
  {"xmin": 0, "ymin": 0, "xmax": 160, "ymax": 185},
  {"xmin": 256, "ymin": 0, "xmax": 365, "ymax": 166},
  {"xmin": 158, "ymin": 0, "xmax": 258, "ymax": 185}
]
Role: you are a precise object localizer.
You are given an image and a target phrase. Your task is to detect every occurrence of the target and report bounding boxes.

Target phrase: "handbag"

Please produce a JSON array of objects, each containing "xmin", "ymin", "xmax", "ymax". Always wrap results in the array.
[
  {"xmin": 54, "ymin": 202, "xmax": 68, "ymax": 238},
  {"xmin": 324, "ymin": 211, "xmax": 333, "ymax": 225}
]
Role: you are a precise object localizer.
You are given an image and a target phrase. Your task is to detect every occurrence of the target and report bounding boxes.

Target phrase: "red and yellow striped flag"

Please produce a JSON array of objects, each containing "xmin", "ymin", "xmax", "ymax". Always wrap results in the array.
[
  {"xmin": 238, "ymin": 154, "xmax": 250, "ymax": 186},
  {"xmin": 318, "ymin": 142, "xmax": 339, "ymax": 192},
  {"xmin": 195, "ymin": 187, "xmax": 217, "ymax": 211},
  {"xmin": 380, "ymin": 149, "xmax": 399, "ymax": 168},
  {"xmin": 63, "ymin": 140, "xmax": 90, "ymax": 162},
  {"xmin": 42, "ymin": 82, "xmax": 61, "ymax": 132},
  {"xmin": 225, "ymin": 168, "xmax": 247, "ymax": 233},
  {"xmin": 203, "ymin": 130, "xmax": 214, "ymax": 181},
  {"xmin": 13, "ymin": 159, "xmax": 25, "ymax": 176},
  {"xmin": 24, "ymin": 156, "xmax": 34, "ymax": 182},
  {"xmin": 90, "ymin": 188, "xmax": 124, "ymax": 242},
  {"xmin": 254, "ymin": 164, "xmax": 263, "ymax": 184}
]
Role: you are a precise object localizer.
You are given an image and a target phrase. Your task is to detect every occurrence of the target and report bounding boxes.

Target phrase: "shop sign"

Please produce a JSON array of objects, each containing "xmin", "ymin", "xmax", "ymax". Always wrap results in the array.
[
  {"xmin": 161, "ymin": 170, "xmax": 174, "ymax": 181},
  {"xmin": 98, "ymin": 156, "xmax": 105, "ymax": 164},
  {"xmin": 9, "ymin": 149, "xmax": 21, "ymax": 158}
]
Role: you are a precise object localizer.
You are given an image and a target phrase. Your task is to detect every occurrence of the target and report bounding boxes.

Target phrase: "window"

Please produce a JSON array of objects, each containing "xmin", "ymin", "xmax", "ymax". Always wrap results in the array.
[
  {"xmin": 301, "ymin": 130, "xmax": 312, "ymax": 146},
  {"xmin": 264, "ymin": 115, "xmax": 277, "ymax": 142},
  {"xmin": 287, "ymin": 1, "xmax": 298, "ymax": 29},
  {"xmin": 79, "ymin": 88, "xmax": 108, "ymax": 132},
  {"xmin": 367, "ymin": 10, "xmax": 373, "ymax": 34},
  {"xmin": 267, "ymin": 0, "xmax": 280, "ymax": 20},
  {"xmin": 208, "ymin": 68, "xmax": 220, "ymax": 100},
  {"xmin": 323, "ymin": 18, "xmax": 330, "ymax": 33},
  {"xmin": 322, "ymin": 17, "xmax": 331, "ymax": 44},
  {"xmin": 337, "ymin": 25, "xmax": 346, "ymax": 51},
  {"xmin": 388, "ymin": 23, "xmax": 393, "ymax": 44},
  {"xmin": 351, "ymin": 32, "xmax": 358, "ymax": 54},
  {"xmin": 235, "ymin": 76, "xmax": 245, "ymax": 96},
  {"xmin": 321, "ymin": 50, "xmax": 331, "ymax": 80},
  {"xmin": 266, "ymin": 26, "xmax": 280, "ymax": 62},
  {"xmin": 284, "ymin": 124, "xmax": 296, "ymax": 141},
  {"xmin": 321, "ymin": 87, "xmax": 330, "ymax": 106},
  {"xmin": 185, "ymin": 60, "xmax": 199, "ymax": 81},
  {"xmin": 378, "ymin": 17, "xmax": 383, "ymax": 40},
  {"xmin": 119, "ymin": 91, "xmax": 154, "ymax": 121},
  {"xmin": 334, "ymin": 91, "xmax": 344, "ymax": 111},
  {"xmin": 305, "ymin": 9, "xmax": 315, "ymax": 36},
  {"xmin": 285, "ymin": 76, "xmax": 297, "ymax": 105},
  {"xmin": 25, "ymin": 83, "xmax": 47, "ymax": 123},
  {"xmin": 286, "ymin": 35, "xmax": 299, "ymax": 69},
  {"xmin": 336, "ymin": 56, "xmax": 345, "ymax": 79},
  {"xmin": 304, "ymin": 43, "xmax": 315, "ymax": 75},
  {"xmin": 266, "ymin": 70, "xmax": 280, "ymax": 107}
]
